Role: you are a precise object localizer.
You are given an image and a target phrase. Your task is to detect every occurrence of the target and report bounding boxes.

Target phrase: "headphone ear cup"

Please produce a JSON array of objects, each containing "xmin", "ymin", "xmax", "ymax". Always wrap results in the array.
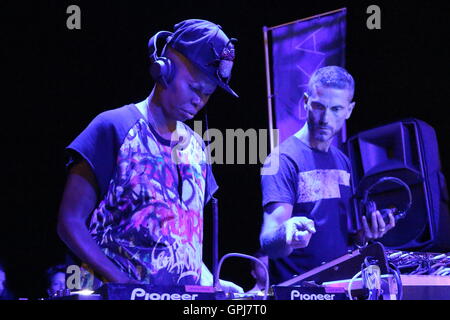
[
  {"xmin": 162, "ymin": 56, "xmax": 175, "ymax": 84},
  {"xmin": 150, "ymin": 56, "xmax": 175, "ymax": 88}
]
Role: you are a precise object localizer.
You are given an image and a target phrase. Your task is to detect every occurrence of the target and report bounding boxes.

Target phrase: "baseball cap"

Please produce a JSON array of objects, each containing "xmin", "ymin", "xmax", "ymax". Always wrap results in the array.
[{"xmin": 167, "ymin": 19, "xmax": 238, "ymax": 98}]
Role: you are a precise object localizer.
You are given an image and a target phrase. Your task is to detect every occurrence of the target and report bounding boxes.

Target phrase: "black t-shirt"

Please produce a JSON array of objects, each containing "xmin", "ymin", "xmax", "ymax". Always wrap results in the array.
[{"xmin": 261, "ymin": 133, "xmax": 353, "ymax": 284}]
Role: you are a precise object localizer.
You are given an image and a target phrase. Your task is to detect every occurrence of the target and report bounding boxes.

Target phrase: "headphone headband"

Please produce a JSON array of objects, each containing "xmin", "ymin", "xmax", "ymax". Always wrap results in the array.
[
  {"xmin": 362, "ymin": 176, "xmax": 413, "ymax": 217},
  {"xmin": 148, "ymin": 31, "xmax": 173, "ymax": 61}
]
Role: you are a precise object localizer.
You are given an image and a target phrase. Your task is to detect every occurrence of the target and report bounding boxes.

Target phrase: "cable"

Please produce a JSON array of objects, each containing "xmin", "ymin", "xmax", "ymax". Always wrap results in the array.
[
  {"xmin": 388, "ymin": 263, "xmax": 403, "ymax": 300},
  {"xmin": 203, "ymin": 105, "xmax": 220, "ymax": 288},
  {"xmin": 214, "ymin": 253, "xmax": 270, "ymax": 300},
  {"xmin": 436, "ymin": 268, "xmax": 450, "ymax": 276},
  {"xmin": 347, "ymin": 270, "xmax": 362, "ymax": 301}
]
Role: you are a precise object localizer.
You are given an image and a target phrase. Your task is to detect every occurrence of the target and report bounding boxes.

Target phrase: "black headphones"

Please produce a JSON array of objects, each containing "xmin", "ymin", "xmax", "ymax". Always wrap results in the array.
[
  {"xmin": 361, "ymin": 176, "xmax": 413, "ymax": 224},
  {"xmin": 148, "ymin": 31, "xmax": 175, "ymax": 88}
]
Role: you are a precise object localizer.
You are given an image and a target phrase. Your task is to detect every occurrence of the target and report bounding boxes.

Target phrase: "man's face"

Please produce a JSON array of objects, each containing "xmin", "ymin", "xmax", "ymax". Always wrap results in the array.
[
  {"xmin": 305, "ymin": 85, "xmax": 355, "ymax": 144},
  {"xmin": 47, "ymin": 272, "xmax": 66, "ymax": 296},
  {"xmin": 161, "ymin": 51, "xmax": 217, "ymax": 122}
]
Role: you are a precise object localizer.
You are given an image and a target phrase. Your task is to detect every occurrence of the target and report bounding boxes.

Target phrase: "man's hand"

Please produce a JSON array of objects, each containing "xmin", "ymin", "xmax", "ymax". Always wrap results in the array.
[
  {"xmin": 218, "ymin": 280, "xmax": 244, "ymax": 294},
  {"xmin": 200, "ymin": 263, "xmax": 243, "ymax": 293},
  {"xmin": 362, "ymin": 210, "xmax": 395, "ymax": 240},
  {"xmin": 260, "ymin": 203, "xmax": 316, "ymax": 257},
  {"xmin": 285, "ymin": 216, "xmax": 316, "ymax": 249}
]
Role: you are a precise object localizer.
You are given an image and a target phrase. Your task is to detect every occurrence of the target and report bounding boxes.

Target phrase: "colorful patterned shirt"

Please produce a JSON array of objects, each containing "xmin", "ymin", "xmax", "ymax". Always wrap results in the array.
[{"xmin": 66, "ymin": 104, "xmax": 217, "ymax": 287}]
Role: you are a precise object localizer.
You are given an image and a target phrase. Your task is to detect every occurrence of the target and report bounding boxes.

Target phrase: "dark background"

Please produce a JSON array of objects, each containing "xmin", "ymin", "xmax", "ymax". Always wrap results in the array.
[{"xmin": 2, "ymin": 0, "xmax": 449, "ymax": 299}]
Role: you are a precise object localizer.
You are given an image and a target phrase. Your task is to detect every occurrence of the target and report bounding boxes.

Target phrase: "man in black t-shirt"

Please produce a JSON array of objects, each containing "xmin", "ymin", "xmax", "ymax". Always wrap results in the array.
[{"xmin": 260, "ymin": 66, "xmax": 396, "ymax": 284}]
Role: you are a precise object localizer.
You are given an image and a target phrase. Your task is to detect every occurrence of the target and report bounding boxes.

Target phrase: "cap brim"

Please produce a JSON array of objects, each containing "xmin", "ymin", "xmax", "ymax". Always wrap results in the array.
[
  {"xmin": 178, "ymin": 52, "xmax": 239, "ymax": 98},
  {"xmin": 219, "ymin": 83, "xmax": 239, "ymax": 98}
]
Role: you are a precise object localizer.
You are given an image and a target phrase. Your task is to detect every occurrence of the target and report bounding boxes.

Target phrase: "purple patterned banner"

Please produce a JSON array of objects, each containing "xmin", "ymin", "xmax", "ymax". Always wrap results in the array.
[{"xmin": 271, "ymin": 9, "xmax": 347, "ymax": 145}]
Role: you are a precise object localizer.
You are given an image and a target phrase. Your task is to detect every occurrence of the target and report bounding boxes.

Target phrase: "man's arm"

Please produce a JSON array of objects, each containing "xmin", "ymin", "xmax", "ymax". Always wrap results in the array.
[
  {"xmin": 57, "ymin": 159, "xmax": 135, "ymax": 283},
  {"xmin": 260, "ymin": 202, "xmax": 316, "ymax": 258}
]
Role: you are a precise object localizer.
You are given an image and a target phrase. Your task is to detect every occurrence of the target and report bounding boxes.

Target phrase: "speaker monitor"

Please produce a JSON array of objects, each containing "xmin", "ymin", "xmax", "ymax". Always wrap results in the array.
[{"xmin": 347, "ymin": 119, "xmax": 450, "ymax": 251}]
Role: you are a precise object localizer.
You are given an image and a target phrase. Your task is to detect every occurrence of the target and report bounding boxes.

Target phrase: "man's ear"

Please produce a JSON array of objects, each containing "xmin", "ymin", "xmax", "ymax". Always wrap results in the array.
[
  {"xmin": 346, "ymin": 101, "xmax": 356, "ymax": 119},
  {"xmin": 303, "ymin": 92, "xmax": 309, "ymax": 110}
]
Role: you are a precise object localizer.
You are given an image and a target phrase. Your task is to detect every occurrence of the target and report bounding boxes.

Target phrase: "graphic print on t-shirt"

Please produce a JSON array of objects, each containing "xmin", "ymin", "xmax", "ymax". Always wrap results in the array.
[
  {"xmin": 89, "ymin": 119, "xmax": 207, "ymax": 285},
  {"xmin": 297, "ymin": 169, "xmax": 350, "ymax": 203}
]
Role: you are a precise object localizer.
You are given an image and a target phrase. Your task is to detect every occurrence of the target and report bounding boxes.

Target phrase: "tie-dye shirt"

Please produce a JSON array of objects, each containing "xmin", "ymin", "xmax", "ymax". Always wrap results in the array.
[
  {"xmin": 261, "ymin": 133, "xmax": 353, "ymax": 284},
  {"xmin": 66, "ymin": 104, "xmax": 217, "ymax": 287}
]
